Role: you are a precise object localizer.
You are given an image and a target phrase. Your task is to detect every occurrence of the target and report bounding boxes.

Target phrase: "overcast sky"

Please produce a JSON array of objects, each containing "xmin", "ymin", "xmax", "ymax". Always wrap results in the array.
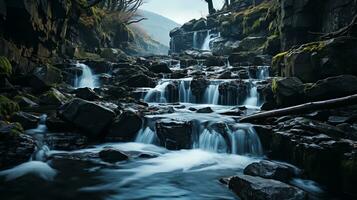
[{"xmin": 141, "ymin": 0, "xmax": 225, "ymax": 24}]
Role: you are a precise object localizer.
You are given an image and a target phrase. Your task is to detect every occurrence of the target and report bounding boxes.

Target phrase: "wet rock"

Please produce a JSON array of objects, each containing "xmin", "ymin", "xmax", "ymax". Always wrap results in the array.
[
  {"xmin": 99, "ymin": 148, "xmax": 128, "ymax": 163},
  {"xmin": 59, "ymin": 98, "xmax": 116, "ymax": 138},
  {"xmin": 219, "ymin": 81, "xmax": 249, "ymax": 105},
  {"xmin": 305, "ymin": 75, "xmax": 357, "ymax": 101},
  {"xmin": 0, "ymin": 121, "xmax": 35, "ymax": 169},
  {"xmin": 156, "ymin": 119, "xmax": 192, "ymax": 150},
  {"xmin": 148, "ymin": 62, "xmax": 172, "ymax": 74},
  {"xmin": 107, "ymin": 110, "xmax": 142, "ymax": 141},
  {"xmin": 73, "ymin": 87, "xmax": 100, "ymax": 101},
  {"xmin": 45, "ymin": 132, "xmax": 88, "ymax": 151},
  {"xmin": 190, "ymin": 77, "xmax": 209, "ymax": 100},
  {"xmin": 239, "ymin": 37, "xmax": 266, "ymax": 51},
  {"xmin": 122, "ymin": 73, "xmax": 156, "ymax": 88},
  {"xmin": 238, "ymin": 70, "xmax": 250, "ymax": 79},
  {"xmin": 217, "ymin": 71, "xmax": 232, "ymax": 79},
  {"xmin": 205, "ymin": 56, "xmax": 225, "ymax": 67},
  {"xmin": 228, "ymin": 175, "xmax": 306, "ymax": 200},
  {"xmin": 11, "ymin": 112, "xmax": 40, "ymax": 130},
  {"xmin": 45, "ymin": 114, "xmax": 75, "ymax": 132},
  {"xmin": 0, "ymin": 95, "xmax": 20, "ymax": 118},
  {"xmin": 244, "ymin": 160, "xmax": 297, "ymax": 183},
  {"xmin": 273, "ymin": 77, "xmax": 305, "ymax": 107},
  {"xmin": 29, "ymin": 65, "xmax": 63, "ymax": 93},
  {"xmin": 39, "ymin": 88, "xmax": 68, "ymax": 106},
  {"xmin": 14, "ymin": 96, "xmax": 38, "ymax": 108},
  {"xmin": 196, "ymin": 107, "xmax": 214, "ymax": 113}
]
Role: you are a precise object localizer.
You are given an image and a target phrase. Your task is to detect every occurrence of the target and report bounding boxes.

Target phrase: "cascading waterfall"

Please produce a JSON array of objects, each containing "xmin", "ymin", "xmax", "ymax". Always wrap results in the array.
[
  {"xmin": 243, "ymin": 82, "xmax": 259, "ymax": 107},
  {"xmin": 74, "ymin": 63, "xmax": 99, "ymax": 89},
  {"xmin": 135, "ymin": 127, "xmax": 157, "ymax": 144},
  {"xmin": 229, "ymin": 125, "xmax": 263, "ymax": 156},
  {"xmin": 179, "ymin": 80, "xmax": 193, "ymax": 103},
  {"xmin": 201, "ymin": 30, "xmax": 220, "ymax": 51},
  {"xmin": 144, "ymin": 81, "xmax": 171, "ymax": 103},
  {"xmin": 198, "ymin": 129, "xmax": 228, "ymax": 153},
  {"xmin": 193, "ymin": 31, "xmax": 198, "ymax": 49},
  {"xmin": 257, "ymin": 66, "xmax": 270, "ymax": 80},
  {"xmin": 203, "ymin": 84, "xmax": 220, "ymax": 104}
]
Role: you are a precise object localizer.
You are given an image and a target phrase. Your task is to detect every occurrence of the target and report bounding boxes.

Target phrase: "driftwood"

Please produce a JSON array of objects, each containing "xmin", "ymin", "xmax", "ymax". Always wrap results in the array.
[
  {"xmin": 240, "ymin": 94, "xmax": 357, "ymax": 123},
  {"xmin": 320, "ymin": 14, "xmax": 357, "ymax": 39}
]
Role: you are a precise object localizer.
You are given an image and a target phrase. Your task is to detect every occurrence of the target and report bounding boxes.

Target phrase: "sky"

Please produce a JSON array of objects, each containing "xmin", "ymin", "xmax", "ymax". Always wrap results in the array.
[{"xmin": 141, "ymin": 0, "xmax": 225, "ymax": 24}]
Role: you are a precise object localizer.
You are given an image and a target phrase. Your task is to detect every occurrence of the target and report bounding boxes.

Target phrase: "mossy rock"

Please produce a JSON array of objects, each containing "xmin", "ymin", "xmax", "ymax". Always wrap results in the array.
[
  {"xmin": 0, "ymin": 95, "xmax": 20, "ymax": 119},
  {"xmin": 0, "ymin": 56, "xmax": 12, "ymax": 77},
  {"xmin": 39, "ymin": 88, "xmax": 68, "ymax": 106}
]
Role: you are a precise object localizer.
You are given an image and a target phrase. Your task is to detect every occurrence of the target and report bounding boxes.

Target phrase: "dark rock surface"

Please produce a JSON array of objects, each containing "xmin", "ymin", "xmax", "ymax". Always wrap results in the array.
[
  {"xmin": 107, "ymin": 110, "xmax": 142, "ymax": 141},
  {"xmin": 156, "ymin": 119, "xmax": 192, "ymax": 150}
]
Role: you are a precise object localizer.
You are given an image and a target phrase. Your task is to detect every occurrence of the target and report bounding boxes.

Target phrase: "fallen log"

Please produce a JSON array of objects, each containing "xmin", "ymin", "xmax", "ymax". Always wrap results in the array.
[{"xmin": 240, "ymin": 94, "xmax": 357, "ymax": 123}]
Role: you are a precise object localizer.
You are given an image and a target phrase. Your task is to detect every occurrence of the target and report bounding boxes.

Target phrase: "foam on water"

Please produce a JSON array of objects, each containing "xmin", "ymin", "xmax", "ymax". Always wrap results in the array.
[
  {"xmin": 0, "ymin": 161, "xmax": 57, "ymax": 181},
  {"xmin": 74, "ymin": 63, "xmax": 99, "ymax": 89}
]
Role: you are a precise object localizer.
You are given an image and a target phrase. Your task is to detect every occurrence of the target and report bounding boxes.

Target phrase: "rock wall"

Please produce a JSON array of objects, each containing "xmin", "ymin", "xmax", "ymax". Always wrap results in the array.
[{"xmin": 279, "ymin": 0, "xmax": 357, "ymax": 50}]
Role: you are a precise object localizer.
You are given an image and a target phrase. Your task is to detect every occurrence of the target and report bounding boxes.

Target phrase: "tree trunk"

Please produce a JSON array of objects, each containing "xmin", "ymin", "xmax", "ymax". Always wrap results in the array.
[
  {"xmin": 240, "ymin": 94, "xmax": 357, "ymax": 123},
  {"xmin": 205, "ymin": 0, "xmax": 215, "ymax": 14}
]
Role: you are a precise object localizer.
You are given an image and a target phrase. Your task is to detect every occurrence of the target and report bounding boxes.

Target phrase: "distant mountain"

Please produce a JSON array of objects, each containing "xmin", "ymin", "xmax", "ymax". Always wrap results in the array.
[{"xmin": 134, "ymin": 10, "xmax": 181, "ymax": 47}]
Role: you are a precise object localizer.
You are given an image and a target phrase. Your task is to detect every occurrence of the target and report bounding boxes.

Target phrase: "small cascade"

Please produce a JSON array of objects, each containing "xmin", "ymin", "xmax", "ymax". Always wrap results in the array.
[
  {"xmin": 203, "ymin": 84, "xmax": 220, "ymax": 104},
  {"xmin": 179, "ymin": 80, "xmax": 193, "ymax": 103},
  {"xmin": 144, "ymin": 81, "xmax": 171, "ymax": 103},
  {"xmin": 229, "ymin": 125, "xmax": 263, "ymax": 156},
  {"xmin": 201, "ymin": 30, "xmax": 212, "ymax": 50},
  {"xmin": 257, "ymin": 66, "xmax": 270, "ymax": 80},
  {"xmin": 198, "ymin": 129, "xmax": 228, "ymax": 153},
  {"xmin": 193, "ymin": 31, "xmax": 198, "ymax": 49},
  {"xmin": 135, "ymin": 127, "xmax": 157, "ymax": 144},
  {"xmin": 74, "ymin": 63, "xmax": 99, "ymax": 89},
  {"xmin": 243, "ymin": 83, "xmax": 259, "ymax": 107},
  {"xmin": 26, "ymin": 115, "xmax": 50, "ymax": 161}
]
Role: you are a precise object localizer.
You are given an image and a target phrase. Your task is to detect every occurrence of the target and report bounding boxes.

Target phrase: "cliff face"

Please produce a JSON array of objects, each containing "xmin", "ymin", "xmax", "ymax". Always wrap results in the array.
[
  {"xmin": 169, "ymin": 0, "xmax": 357, "ymax": 55},
  {"xmin": 0, "ymin": 0, "xmax": 166, "ymax": 75},
  {"xmin": 0, "ymin": 0, "xmax": 75, "ymax": 74},
  {"xmin": 279, "ymin": 0, "xmax": 357, "ymax": 50}
]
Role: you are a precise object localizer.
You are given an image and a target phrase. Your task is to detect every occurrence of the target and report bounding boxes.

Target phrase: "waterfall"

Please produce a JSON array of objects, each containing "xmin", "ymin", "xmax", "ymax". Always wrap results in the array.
[
  {"xmin": 201, "ymin": 30, "xmax": 212, "ymax": 50},
  {"xmin": 257, "ymin": 66, "xmax": 270, "ymax": 80},
  {"xmin": 203, "ymin": 84, "xmax": 220, "ymax": 104},
  {"xmin": 135, "ymin": 127, "xmax": 157, "ymax": 144},
  {"xmin": 74, "ymin": 63, "xmax": 99, "ymax": 89},
  {"xmin": 144, "ymin": 81, "xmax": 171, "ymax": 103},
  {"xmin": 179, "ymin": 80, "xmax": 193, "ymax": 103},
  {"xmin": 243, "ymin": 83, "xmax": 258, "ymax": 107},
  {"xmin": 198, "ymin": 129, "xmax": 228, "ymax": 153},
  {"xmin": 229, "ymin": 126, "xmax": 263, "ymax": 156},
  {"xmin": 193, "ymin": 31, "xmax": 198, "ymax": 49}
]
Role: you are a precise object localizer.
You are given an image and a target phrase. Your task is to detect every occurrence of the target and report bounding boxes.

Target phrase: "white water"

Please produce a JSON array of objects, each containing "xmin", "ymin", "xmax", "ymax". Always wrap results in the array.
[
  {"xmin": 135, "ymin": 127, "xmax": 157, "ymax": 144},
  {"xmin": 74, "ymin": 63, "xmax": 99, "ymax": 89},
  {"xmin": 244, "ymin": 83, "xmax": 259, "ymax": 107},
  {"xmin": 257, "ymin": 66, "xmax": 270, "ymax": 80},
  {"xmin": 198, "ymin": 129, "xmax": 227, "ymax": 153},
  {"xmin": 230, "ymin": 125, "xmax": 263, "ymax": 156},
  {"xmin": 203, "ymin": 84, "xmax": 220, "ymax": 104},
  {"xmin": 201, "ymin": 30, "xmax": 220, "ymax": 51},
  {"xmin": 179, "ymin": 80, "xmax": 193, "ymax": 103},
  {"xmin": 193, "ymin": 31, "xmax": 198, "ymax": 49},
  {"xmin": 144, "ymin": 80, "xmax": 171, "ymax": 103},
  {"xmin": 0, "ymin": 161, "xmax": 57, "ymax": 181}
]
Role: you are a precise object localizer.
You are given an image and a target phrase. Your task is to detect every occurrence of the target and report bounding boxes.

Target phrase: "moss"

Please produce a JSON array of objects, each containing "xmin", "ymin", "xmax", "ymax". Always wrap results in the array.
[
  {"xmin": 271, "ymin": 78, "xmax": 278, "ymax": 94},
  {"xmin": 74, "ymin": 48, "xmax": 103, "ymax": 61},
  {"xmin": 0, "ymin": 56, "xmax": 12, "ymax": 77},
  {"xmin": 272, "ymin": 51, "xmax": 287, "ymax": 67},
  {"xmin": 0, "ymin": 95, "xmax": 20, "ymax": 118}
]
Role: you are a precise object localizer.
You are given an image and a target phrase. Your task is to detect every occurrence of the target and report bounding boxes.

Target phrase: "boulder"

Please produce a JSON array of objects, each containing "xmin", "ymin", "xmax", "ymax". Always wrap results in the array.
[
  {"xmin": 29, "ymin": 65, "xmax": 63, "ymax": 93},
  {"xmin": 148, "ymin": 62, "xmax": 172, "ymax": 74},
  {"xmin": 13, "ymin": 95, "xmax": 38, "ymax": 108},
  {"xmin": 197, "ymin": 107, "xmax": 214, "ymax": 113},
  {"xmin": 74, "ymin": 87, "xmax": 100, "ymax": 101},
  {"xmin": 0, "ymin": 121, "xmax": 35, "ymax": 169},
  {"xmin": 272, "ymin": 77, "xmax": 305, "ymax": 107},
  {"xmin": 305, "ymin": 75, "xmax": 357, "ymax": 101},
  {"xmin": 244, "ymin": 160, "xmax": 297, "ymax": 183},
  {"xmin": 205, "ymin": 56, "xmax": 225, "ymax": 67},
  {"xmin": 192, "ymin": 18, "xmax": 207, "ymax": 31},
  {"xmin": 107, "ymin": 110, "xmax": 142, "ymax": 141},
  {"xmin": 273, "ymin": 37, "xmax": 357, "ymax": 82},
  {"xmin": 122, "ymin": 74, "xmax": 156, "ymax": 88},
  {"xmin": 45, "ymin": 132, "xmax": 88, "ymax": 151},
  {"xmin": 228, "ymin": 175, "xmax": 306, "ymax": 200},
  {"xmin": 39, "ymin": 88, "xmax": 68, "ymax": 106},
  {"xmin": 190, "ymin": 77, "xmax": 209, "ymax": 100},
  {"xmin": 238, "ymin": 70, "xmax": 250, "ymax": 79},
  {"xmin": 59, "ymin": 98, "xmax": 116, "ymax": 138},
  {"xmin": 99, "ymin": 148, "xmax": 129, "ymax": 163},
  {"xmin": 156, "ymin": 119, "xmax": 192, "ymax": 150},
  {"xmin": 45, "ymin": 114, "xmax": 75, "ymax": 132},
  {"xmin": 0, "ymin": 95, "xmax": 20, "ymax": 118},
  {"xmin": 217, "ymin": 71, "xmax": 232, "ymax": 79},
  {"xmin": 11, "ymin": 112, "xmax": 40, "ymax": 130},
  {"xmin": 239, "ymin": 37, "xmax": 266, "ymax": 51}
]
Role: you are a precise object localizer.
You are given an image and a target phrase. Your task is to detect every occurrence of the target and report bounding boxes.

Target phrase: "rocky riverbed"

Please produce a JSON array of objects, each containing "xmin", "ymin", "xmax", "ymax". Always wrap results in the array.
[{"xmin": 1, "ymin": 0, "xmax": 357, "ymax": 200}]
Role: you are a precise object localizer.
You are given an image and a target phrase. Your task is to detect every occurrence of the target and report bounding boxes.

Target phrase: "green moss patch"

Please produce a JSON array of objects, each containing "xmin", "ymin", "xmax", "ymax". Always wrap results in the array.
[
  {"xmin": 0, "ymin": 56, "xmax": 12, "ymax": 77},
  {"xmin": 0, "ymin": 95, "xmax": 20, "ymax": 118}
]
